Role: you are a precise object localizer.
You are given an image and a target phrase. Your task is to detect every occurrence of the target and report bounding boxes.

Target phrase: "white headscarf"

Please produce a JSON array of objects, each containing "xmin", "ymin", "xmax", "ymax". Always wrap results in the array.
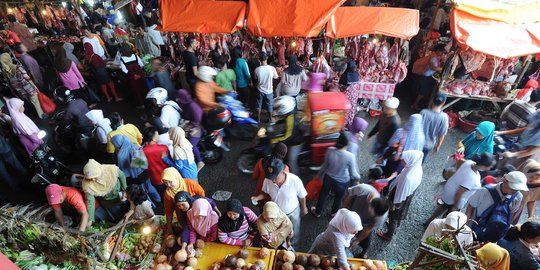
[
  {"xmin": 444, "ymin": 211, "xmax": 468, "ymax": 230},
  {"xmin": 390, "ymin": 150, "xmax": 424, "ymax": 205},
  {"xmin": 169, "ymin": 127, "xmax": 195, "ymax": 164},
  {"xmin": 85, "ymin": 110, "xmax": 112, "ymax": 143},
  {"xmin": 329, "ymin": 209, "xmax": 363, "ymax": 247}
]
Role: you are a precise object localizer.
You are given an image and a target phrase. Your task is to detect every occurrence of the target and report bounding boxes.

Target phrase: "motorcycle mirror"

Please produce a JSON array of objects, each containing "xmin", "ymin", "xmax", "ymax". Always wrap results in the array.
[{"xmin": 37, "ymin": 130, "xmax": 47, "ymax": 139}]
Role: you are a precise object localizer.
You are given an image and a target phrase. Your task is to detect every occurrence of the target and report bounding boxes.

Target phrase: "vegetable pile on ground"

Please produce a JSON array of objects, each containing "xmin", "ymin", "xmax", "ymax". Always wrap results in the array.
[
  {"xmin": 108, "ymin": 224, "xmax": 163, "ymax": 270},
  {"xmin": 423, "ymin": 235, "xmax": 470, "ymax": 270}
]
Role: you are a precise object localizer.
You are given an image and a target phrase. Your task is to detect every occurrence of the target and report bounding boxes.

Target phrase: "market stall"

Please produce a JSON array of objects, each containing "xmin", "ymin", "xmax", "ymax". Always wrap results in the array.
[{"xmin": 273, "ymin": 250, "xmax": 387, "ymax": 270}]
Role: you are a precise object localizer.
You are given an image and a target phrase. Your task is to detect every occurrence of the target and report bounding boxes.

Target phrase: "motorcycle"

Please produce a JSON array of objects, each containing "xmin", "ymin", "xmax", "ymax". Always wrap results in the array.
[
  {"xmin": 30, "ymin": 131, "xmax": 77, "ymax": 189},
  {"xmin": 190, "ymin": 106, "xmax": 232, "ymax": 164},
  {"xmin": 218, "ymin": 92, "xmax": 259, "ymax": 140}
]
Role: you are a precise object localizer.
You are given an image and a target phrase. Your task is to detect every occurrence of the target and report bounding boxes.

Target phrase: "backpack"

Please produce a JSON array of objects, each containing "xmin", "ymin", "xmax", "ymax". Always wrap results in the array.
[
  {"xmin": 471, "ymin": 185, "xmax": 518, "ymax": 243},
  {"xmin": 412, "ymin": 54, "xmax": 433, "ymax": 75}
]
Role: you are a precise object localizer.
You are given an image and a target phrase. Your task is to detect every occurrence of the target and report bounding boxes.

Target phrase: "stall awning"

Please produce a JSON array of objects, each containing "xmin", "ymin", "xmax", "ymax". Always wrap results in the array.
[
  {"xmin": 326, "ymin": 7, "xmax": 419, "ymax": 39},
  {"xmin": 453, "ymin": 0, "xmax": 540, "ymax": 25},
  {"xmin": 451, "ymin": 9, "xmax": 540, "ymax": 59},
  {"xmin": 246, "ymin": 0, "xmax": 345, "ymax": 37},
  {"xmin": 159, "ymin": 0, "xmax": 246, "ymax": 33}
]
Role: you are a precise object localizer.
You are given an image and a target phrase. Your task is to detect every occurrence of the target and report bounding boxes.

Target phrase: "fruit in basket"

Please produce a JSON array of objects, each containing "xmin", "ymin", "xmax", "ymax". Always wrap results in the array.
[
  {"xmin": 295, "ymin": 254, "xmax": 307, "ymax": 266},
  {"xmin": 277, "ymin": 250, "xmax": 285, "ymax": 261},
  {"xmin": 320, "ymin": 257, "xmax": 332, "ymax": 268},
  {"xmin": 283, "ymin": 251, "xmax": 295, "ymax": 263},
  {"xmin": 373, "ymin": 261, "xmax": 384, "ymax": 269},
  {"xmin": 156, "ymin": 264, "xmax": 173, "ymax": 270},
  {"xmin": 281, "ymin": 262, "xmax": 293, "ymax": 270},
  {"xmin": 175, "ymin": 263, "xmax": 186, "ymax": 270},
  {"xmin": 157, "ymin": 254, "xmax": 168, "ymax": 264},
  {"xmin": 225, "ymin": 254, "xmax": 237, "ymax": 267},
  {"xmin": 274, "ymin": 261, "xmax": 283, "ymax": 270},
  {"xmin": 163, "ymin": 248, "xmax": 173, "ymax": 257},
  {"xmin": 187, "ymin": 257, "xmax": 198, "ymax": 267},
  {"xmin": 245, "ymin": 263, "xmax": 253, "ymax": 270},
  {"xmin": 308, "ymin": 255, "xmax": 321, "ymax": 266},
  {"xmin": 238, "ymin": 248, "xmax": 249, "ymax": 259},
  {"xmin": 195, "ymin": 239, "xmax": 205, "ymax": 249},
  {"xmin": 165, "ymin": 235, "xmax": 176, "ymax": 248},
  {"xmin": 350, "ymin": 263, "xmax": 358, "ymax": 270},
  {"xmin": 236, "ymin": 258, "xmax": 246, "ymax": 269},
  {"xmin": 175, "ymin": 249, "xmax": 188, "ymax": 262},
  {"xmin": 152, "ymin": 243, "xmax": 161, "ymax": 253},
  {"xmin": 358, "ymin": 267, "xmax": 367, "ymax": 270},
  {"xmin": 249, "ymin": 264, "xmax": 261, "ymax": 270},
  {"xmin": 255, "ymin": 259, "xmax": 266, "ymax": 270},
  {"xmin": 185, "ymin": 267, "xmax": 194, "ymax": 270},
  {"xmin": 293, "ymin": 264, "xmax": 305, "ymax": 270},
  {"xmin": 258, "ymin": 247, "xmax": 269, "ymax": 259},
  {"xmin": 195, "ymin": 248, "xmax": 203, "ymax": 258},
  {"xmin": 212, "ymin": 262, "xmax": 222, "ymax": 270}
]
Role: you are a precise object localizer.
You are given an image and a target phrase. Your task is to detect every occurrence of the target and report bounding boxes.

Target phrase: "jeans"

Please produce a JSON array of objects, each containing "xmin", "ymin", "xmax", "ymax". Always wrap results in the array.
[
  {"xmin": 286, "ymin": 205, "xmax": 301, "ymax": 250},
  {"xmin": 315, "ymin": 174, "xmax": 349, "ymax": 215},
  {"xmin": 144, "ymin": 179, "xmax": 161, "ymax": 204},
  {"xmin": 287, "ymin": 144, "xmax": 303, "ymax": 176}
]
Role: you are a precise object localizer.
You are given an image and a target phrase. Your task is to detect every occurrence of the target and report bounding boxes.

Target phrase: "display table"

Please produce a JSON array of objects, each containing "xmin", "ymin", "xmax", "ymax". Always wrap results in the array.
[
  {"xmin": 345, "ymin": 82, "xmax": 395, "ymax": 123},
  {"xmin": 440, "ymin": 91, "xmax": 513, "ymax": 111},
  {"xmin": 197, "ymin": 242, "xmax": 276, "ymax": 270},
  {"xmin": 274, "ymin": 251, "xmax": 388, "ymax": 270}
]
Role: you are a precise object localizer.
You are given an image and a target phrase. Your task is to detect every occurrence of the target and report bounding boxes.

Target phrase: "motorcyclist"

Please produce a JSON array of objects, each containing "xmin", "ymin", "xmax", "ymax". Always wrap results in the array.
[
  {"xmin": 145, "ymin": 87, "xmax": 182, "ymax": 129},
  {"xmin": 270, "ymin": 96, "xmax": 305, "ymax": 175},
  {"xmin": 56, "ymin": 89, "xmax": 93, "ymax": 139},
  {"xmin": 194, "ymin": 66, "xmax": 230, "ymax": 112}
]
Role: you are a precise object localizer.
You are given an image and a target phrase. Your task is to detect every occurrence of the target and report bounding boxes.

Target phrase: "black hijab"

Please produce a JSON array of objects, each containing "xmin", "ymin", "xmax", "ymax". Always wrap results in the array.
[
  {"xmin": 218, "ymin": 198, "xmax": 245, "ymax": 233},
  {"xmin": 54, "ymin": 47, "xmax": 73, "ymax": 73},
  {"xmin": 284, "ymin": 55, "xmax": 303, "ymax": 75},
  {"xmin": 339, "ymin": 60, "xmax": 359, "ymax": 85}
]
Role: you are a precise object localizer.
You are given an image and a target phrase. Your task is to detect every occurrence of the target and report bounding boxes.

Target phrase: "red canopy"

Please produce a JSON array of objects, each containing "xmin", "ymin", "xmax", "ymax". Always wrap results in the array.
[
  {"xmin": 160, "ymin": 0, "xmax": 246, "ymax": 33},
  {"xmin": 247, "ymin": 0, "xmax": 345, "ymax": 37},
  {"xmin": 326, "ymin": 7, "xmax": 419, "ymax": 39},
  {"xmin": 451, "ymin": 9, "xmax": 540, "ymax": 58}
]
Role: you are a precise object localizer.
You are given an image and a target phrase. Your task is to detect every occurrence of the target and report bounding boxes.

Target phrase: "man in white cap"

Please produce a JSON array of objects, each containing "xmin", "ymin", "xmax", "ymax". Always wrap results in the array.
[
  {"xmin": 466, "ymin": 171, "xmax": 528, "ymax": 242},
  {"xmin": 367, "ymin": 97, "xmax": 401, "ymax": 157},
  {"xmin": 422, "ymin": 211, "xmax": 473, "ymax": 247}
]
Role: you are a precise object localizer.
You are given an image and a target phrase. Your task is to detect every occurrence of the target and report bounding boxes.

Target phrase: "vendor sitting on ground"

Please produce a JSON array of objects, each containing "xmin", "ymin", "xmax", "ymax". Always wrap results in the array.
[
  {"xmin": 257, "ymin": 201, "xmax": 293, "ymax": 249},
  {"xmin": 45, "ymin": 184, "xmax": 90, "ymax": 232},
  {"xmin": 422, "ymin": 211, "xmax": 474, "ymax": 247},
  {"xmin": 174, "ymin": 191, "xmax": 220, "ymax": 246},
  {"xmin": 218, "ymin": 198, "xmax": 258, "ymax": 246},
  {"xmin": 186, "ymin": 199, "xmax": 220, "ymax": 243}
]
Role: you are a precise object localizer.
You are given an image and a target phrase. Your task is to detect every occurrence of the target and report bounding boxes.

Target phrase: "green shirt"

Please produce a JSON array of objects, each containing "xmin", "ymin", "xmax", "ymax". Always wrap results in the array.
[
  {"xmin": 85, "ymin": 170, "xmax": 127, "ymax": 222},
  {"xmin": 216, "ymin": 69, "xmax": 236, "ymax": 91}
]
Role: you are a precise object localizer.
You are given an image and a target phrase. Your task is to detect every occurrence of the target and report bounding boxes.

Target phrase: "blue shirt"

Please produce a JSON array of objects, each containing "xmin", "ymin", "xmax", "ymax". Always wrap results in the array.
[
  {"xmin": 163, "ymin": 156, "xmax": 198, "ymax": 179},
  {"xmin": 234, "ymin": 58, "xmax": 251, "ymax": 88},
  {"xmin": 498, "ymin": 238, "xmax": 540, "ymax": 270},
  {"xmin": 423, "ymin": 56, "xmax": 439, "ymax": 77}
]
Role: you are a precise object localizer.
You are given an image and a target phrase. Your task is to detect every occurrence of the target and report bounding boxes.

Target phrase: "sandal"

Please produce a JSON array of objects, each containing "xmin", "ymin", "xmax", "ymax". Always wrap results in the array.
[
  {"xmin": 376, "ymin": 229, "xmax": 392, "ymax": 241},
  {"xmin": 310, "ymin": 207, "xmax": 320, "ymax": 218}
]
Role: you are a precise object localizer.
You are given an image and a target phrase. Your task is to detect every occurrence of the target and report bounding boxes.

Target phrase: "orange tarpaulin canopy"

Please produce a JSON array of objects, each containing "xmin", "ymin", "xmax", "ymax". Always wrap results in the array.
[
  {"xmin": 451, "ymin": 9, "xmax": 540, "ymax": 59},
  {"xmin": 326, "ymin": 7, "xmax": 420, "ymax": 39},
  {"xmin": 247, "ymin": 0, "xmax": 345, "ymax": 38},
  {"xmin": 160, "ymin": 0, "xmax": 246, "ymax": 33}
]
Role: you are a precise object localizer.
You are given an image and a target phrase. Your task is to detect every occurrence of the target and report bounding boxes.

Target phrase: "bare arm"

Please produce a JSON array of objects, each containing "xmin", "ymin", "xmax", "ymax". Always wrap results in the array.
[
  {"xmin": 503, "ymin": 146, "xmax": 539, "ymax": 159},
  {"xmin": 355, "ymin": 228, "xmax": 372, "ymax": 243},
  {"xmin": 342, "ymin": 194, "xmax": 352, "ymax": 209},
  {"xmin": 53, "ymin": 208, "xmax": 64, "ymax": 227},
  {"xmin": 299, "ymin": 197, "xmax": 308, "ymax": 216},
  {"xmin": 496, "ymin": 127, "xmax": 527, "ymax": 136},
  {"xmin": 465, "ymin": 205, "xmax": 474, "ymax": 220},
  {"xmin": 435, "ymin": 134, "xmax": 446, "ymax": 152},
  {"xmin": 79, "ymin": 211, "xmax": 89, "ymax": 231}
]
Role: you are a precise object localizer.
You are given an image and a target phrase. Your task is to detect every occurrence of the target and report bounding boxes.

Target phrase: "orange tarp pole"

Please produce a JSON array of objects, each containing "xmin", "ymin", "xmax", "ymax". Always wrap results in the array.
[
  {"xmin": 451, "ymin": 9, "xmax": 540, "ymax": 59},
  {"xmin": 160, "ymin": 0, "xmax": 246, "ymax": 33},
  {"xmin": 326, "ymin": 7, "xmax": 420, "ymax": 39},
  {"xmin": 247, "ymin": 0, "xmax": 345, "ymax": 38}
]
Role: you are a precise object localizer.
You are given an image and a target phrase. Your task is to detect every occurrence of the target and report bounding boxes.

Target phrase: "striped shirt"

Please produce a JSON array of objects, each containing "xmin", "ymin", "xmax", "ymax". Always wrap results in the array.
[
  {"xmin": 501, "ymin": 101, "xmax": 536, "ymax": 138},
  {"xmin": 218, "ymin": 207, "xmax": 258, "ymax": 246}
]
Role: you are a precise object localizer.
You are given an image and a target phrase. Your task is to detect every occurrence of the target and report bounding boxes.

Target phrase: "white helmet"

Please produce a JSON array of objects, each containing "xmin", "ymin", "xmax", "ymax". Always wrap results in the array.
[
  {"xmin": 273, "ymin": 96, "xmax": 296, "ymax": 117},
  {"xmin": 196, "ymin": 66, "xmax": 217, "ymax": 82},
  {"xmin": 146, "ymin": 87, "xmax": 168, "ymax": 105}
]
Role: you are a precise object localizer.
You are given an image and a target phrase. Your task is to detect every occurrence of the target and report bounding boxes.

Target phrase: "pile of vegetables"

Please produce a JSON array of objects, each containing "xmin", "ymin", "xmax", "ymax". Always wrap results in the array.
[
  {"xmin": 210, "ymin": 247, "xmax": 269, "ymax": 270},
  {"xmin": 274, "ymin": 251, "xmax": 385, "ymax": 270},
  {"xmin": 423, "ymin": 235, "xmax": 467, "ymax": 270},
  {"xmin": 153, "ymin": 237, "xmax": 205, "ymax": 270}
]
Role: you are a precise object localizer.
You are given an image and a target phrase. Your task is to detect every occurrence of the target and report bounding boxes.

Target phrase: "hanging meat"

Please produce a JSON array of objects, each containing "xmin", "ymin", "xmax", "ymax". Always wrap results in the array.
[
  {"xmin": 277, "ymin": 39, "xmax": 286, "ymax": 66},
  {"xmin": 387, "ymin": 42, "xmax": 399, "ymax": 70},
  {"xmin": 459, "ymin": 48, "xmax": 486, "ymax": 73},
  {"xmin": 374, "ymin": 41, "xmax": 389, "ymax": 70}
]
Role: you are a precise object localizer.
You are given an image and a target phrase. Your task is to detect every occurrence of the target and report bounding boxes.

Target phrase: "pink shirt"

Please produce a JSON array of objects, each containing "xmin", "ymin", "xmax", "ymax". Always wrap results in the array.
[{"xmin": 57, "ymin": 62, "xmax": 85, "ymax": 90}]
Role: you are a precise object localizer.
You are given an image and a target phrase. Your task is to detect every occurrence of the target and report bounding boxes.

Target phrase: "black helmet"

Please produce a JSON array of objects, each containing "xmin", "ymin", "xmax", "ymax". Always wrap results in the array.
[{"xmin": 54, "ymin": 86, "xmax": 74, "ymax": 104}]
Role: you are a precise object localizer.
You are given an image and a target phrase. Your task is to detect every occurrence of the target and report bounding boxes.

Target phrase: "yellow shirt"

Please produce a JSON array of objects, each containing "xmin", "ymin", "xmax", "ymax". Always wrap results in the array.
[{"xmin": 106, "ymin": 124, "xmax": 143, "ymax": 153}]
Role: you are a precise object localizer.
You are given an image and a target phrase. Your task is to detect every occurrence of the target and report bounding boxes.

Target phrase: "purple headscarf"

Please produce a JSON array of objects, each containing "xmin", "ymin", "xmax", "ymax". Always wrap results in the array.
[
  {"xmin": 6, "ymin": 98, "xmax": 40, "ymax": 135},
  {"xmin": 347, "ymin": 117, "xmax": 368, "ymax": 134},
  {"xmin": 176, "ymin": 89, "xmax": 203, "ymax": 126}
]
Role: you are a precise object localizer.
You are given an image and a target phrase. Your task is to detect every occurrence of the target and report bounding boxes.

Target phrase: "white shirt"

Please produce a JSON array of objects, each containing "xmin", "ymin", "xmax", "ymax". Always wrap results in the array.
[
  {"xmin": 160, "ymin": 102, "xmax": 181, "ymax": 128},
  {"xmin": 83, "ymin": 36, "xmax": 105, "ymax": 58},
  {"xmin": 442, "ymin": 160, "xmax": 481, "ymax": 209},
  {"xmin": 132, "ymin": 200, "xmax": 155, "ymax": 220},
  {"xmin": 120, "ymin": 55, "xmax": 144, "ymax": 74},
  {"xmin": 262, "ymin": 172, "xmax": 307, "ymax": 214},
  {"xmin": 147, "ymin": 25, "xmax": 165, "ymax": 45},
  {"xmin": 255, "ymin": 65, "xmax": 278, "ymax": 94},
  {"xmin": 421, "ymin": 219, "xmax": 474, "ymax": 247}
]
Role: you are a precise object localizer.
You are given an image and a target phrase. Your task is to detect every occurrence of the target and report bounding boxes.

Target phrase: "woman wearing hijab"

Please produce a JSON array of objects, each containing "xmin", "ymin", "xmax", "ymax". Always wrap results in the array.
[
  {"xmin": 339, "ymin": 60, "xmax": 359, "ymax": 86},
  {"xmin": 476, "ymin": 243, "xmax": 510, "ymax": 270},
  {"xmin": 277, "ymin": 55, "xmax": 308, "ymax": 97},
  {"xmin": 0, "ymin": 53, "xmax": 45, "ymax": 119},
  {"xmin": 309, "ymin": 209, "xmax": 363, "ymax": 270},
  {"xmin": 498, "ymin": 221, "xmax": 540, "ymax": 270},
  {"xmin": 62, "ymin": 43, "xmax": 81, "ymax": 69},
  {"xmin": 163, "ymin": 127, "xmax": 198, "ymax": 179},
  {"xmin": 377, "ymin": 150, "xmax": 424, "ymax": 240},
  {"xmin": 55, "ymin": 45, "xmax": 86, "ymax": 91},
  {"xmin": 257, "ymin": 201, "xmax": 293, "ymax": 249},
  {"xmin": 85, "ymin": 109, "xmax": 112, "ymax": 146},
  {"xmin": 174, "ymin": 191, "xmax": 220, "ymax": 244},
  {"xmin": 218, "ymin": 199, "xmax": 258, "ymax": 246},
  {"xmin": 388, "ymin": 114, "xmax": 425, "ymax": 152},
  {"xmin": 84, "ymin": 43, "xmax": 121, "ymax": 102},
  {"xmin": 82, "ymin": 159, "xmax": 128, "ymax": 225},
  {"xmin": 422, "ymin": 211, "xmax": 474, "ymax": 247},
  {"xmin": 186, "ymin": 199, "xmax": 220, "ymax": 243},
  {"xmin": 346, "ymin": 116, "xmax": 369, "ymax": 157},
  {"xmin": 176, "ymin": 89, "xmax": 203, "ymax": 166},
  {"xmin": 515, "ymin": 159, "xmax": 540, "ymax": 222},
  {"xmin": 459, "ymin": 121, "xmax": 495, "ymax": 160},
  {"xmin": 110, "ymin": 134, "xmax": 161, "ymax": 205},
  {"xmin": 162, "ymin": 167, "xmax": 205, "ymax": 235},
  {"xmin": 6, "ymin": 98, "xmax": 42, "ymax": 156}
]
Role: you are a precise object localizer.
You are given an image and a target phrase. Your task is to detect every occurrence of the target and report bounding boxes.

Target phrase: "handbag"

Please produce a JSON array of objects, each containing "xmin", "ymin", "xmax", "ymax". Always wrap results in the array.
[
  {"xmin": 130, "ymin": 147, "xmax": 148, "ymax": 169},
  {"xmin": 306, "ymin": 176, "xmax": 323, "ymax": 201},
  {"xmin": 36, "ymin": 90, "xmax": 56, "ymax": 114}
]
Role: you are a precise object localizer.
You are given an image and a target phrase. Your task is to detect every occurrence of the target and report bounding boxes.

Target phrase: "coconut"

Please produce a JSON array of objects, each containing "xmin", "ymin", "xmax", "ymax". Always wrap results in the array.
[
  {"xmin": 320, "ymin": 257, "xmax": 332, "ymax": 268},
  {"xmin": 238, "ymin": 249, "xmax": 249, "ymax": 259},
  {"xmin": 281, "ymin": 262, "xmax": 293, "ymax": 270},
  {"xmin": 373, "ymin": 261, "xmax": 384, "ymax": 270},
  {"xmin": 275, "ymin": 261, "xmax": 283, "ymax": 270},
  {"xmin": 211, "ymin": 262, "xmax": 222, "ymax": 270},
  {"xmin": 293, "ymin": 264, "xmax": 305, "ymax": 270},
  {"xmin": 185, "ymin": 267, "xmax": 194, "ymax": 270},
  {"xmin": 255, "ymin": 259, "xmax": 266, "ymax": 270},
  {"xmin": 225, "ymin": 255, "xmax": 237, "ymax": 268},
  {"xmin": 174, "ymin": 249, "xmax": 188, "ymax": 262},
  {"xmin": 277, "ymin": 250, "xmax": 285, "ymax": 261},
  {"xmin": 236, "ymin": 258, "xmax": 246, "ymax": 269},
  {"xmin": 165, "ymin": 235, "xmax": 176, "ymax": 248},
  {"xmin": 308, "ymin": 255, "xmax": 321, "ymax": 267},
  {"xmin": 295, "ymin": 255, "xmax": 308, "ymax": 266},
  {"xmin": 350, "ymin": 263, "xmax": 358, "ymax": 270},
  {"xmin": 195, "ymin": 249, "xmax": 203, "ymax": 258},
  {"xmin": 187, "ymin": 257, "xmax": 198, "ymax": 267},
  {"xmin": 175, "ymin": 263, "xmax": 186, "ymax": 270},
  {"xmin": 258, "ymin": 247, "xmax": 269, "ymax": 259},
  {"xmin": 249, "ymin": 264, "xmax": 261, "ymax": 270},
  {"xmin": 245, "ymin": 263, "xmax": 253, "ymax": 270},
  {"xmin": 157, "ymin": 255, "xmax": 168, "ymax": 264},
  {"xmin": 195, "ymin": 239, "xmax": 205, "ymax": 249},
  {"xmin": 282, "ymin": 251, "xmax": 295, "ymax": 263}
]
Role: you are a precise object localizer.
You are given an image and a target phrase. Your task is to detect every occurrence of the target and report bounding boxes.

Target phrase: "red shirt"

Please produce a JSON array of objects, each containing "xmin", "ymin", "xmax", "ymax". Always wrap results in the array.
[
  {"xmin": 51, "ymin": 187, "xmax": 88, "ymax": 213},
  {"xmin": 143, "ymin": 144, "xmax": 169, "ymax": 186}
]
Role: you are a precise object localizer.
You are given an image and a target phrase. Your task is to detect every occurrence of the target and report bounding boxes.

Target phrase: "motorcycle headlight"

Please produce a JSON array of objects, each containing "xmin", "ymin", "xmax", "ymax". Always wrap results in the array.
[{"xmin": 48, "ymin": 156, "xmax": 55, "ymax": 161}]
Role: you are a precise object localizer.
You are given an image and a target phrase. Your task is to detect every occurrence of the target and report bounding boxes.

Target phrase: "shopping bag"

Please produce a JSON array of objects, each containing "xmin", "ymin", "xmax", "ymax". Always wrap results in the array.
[
  {"xmin": 306, "ymin": 177, "xmax": 323, "ymax": 201},
  {"xmin": 130, "ymin": 147, "xmax": 148, "ymax": 169},
  {"xmin": 37, "ymin": 90, "xmax": 56, "ymax": 114}
]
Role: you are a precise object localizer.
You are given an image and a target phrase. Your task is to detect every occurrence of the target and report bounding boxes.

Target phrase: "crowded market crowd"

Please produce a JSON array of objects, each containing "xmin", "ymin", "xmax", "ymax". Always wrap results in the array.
[{"xmin": 0, "ymin": 0, "xmax": 539, "ymax": 269}]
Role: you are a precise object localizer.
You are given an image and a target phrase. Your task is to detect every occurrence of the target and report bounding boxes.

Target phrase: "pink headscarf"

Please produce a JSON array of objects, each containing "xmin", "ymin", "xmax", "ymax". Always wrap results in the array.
[
  {"xmin": 6, "ymin": 98, "xmax": 40, "ymax": 135},
  {"xmin": 187, "ymin": 199, "xmax": 219, "ymax": 237}
]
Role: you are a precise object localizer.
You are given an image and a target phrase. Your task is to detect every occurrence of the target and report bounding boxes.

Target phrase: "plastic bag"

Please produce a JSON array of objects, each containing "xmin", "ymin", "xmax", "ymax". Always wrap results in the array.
[
  {"xmin": 306, "ymin": 177, "xmax": 323, "ymax": 201},
  {"xmin": 130, "ymin": 148, "xmax": 148, "ymax": 169},
  {"xmin": 37, "ymin": 90, "xmax": 56, "ymax": 114}
]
